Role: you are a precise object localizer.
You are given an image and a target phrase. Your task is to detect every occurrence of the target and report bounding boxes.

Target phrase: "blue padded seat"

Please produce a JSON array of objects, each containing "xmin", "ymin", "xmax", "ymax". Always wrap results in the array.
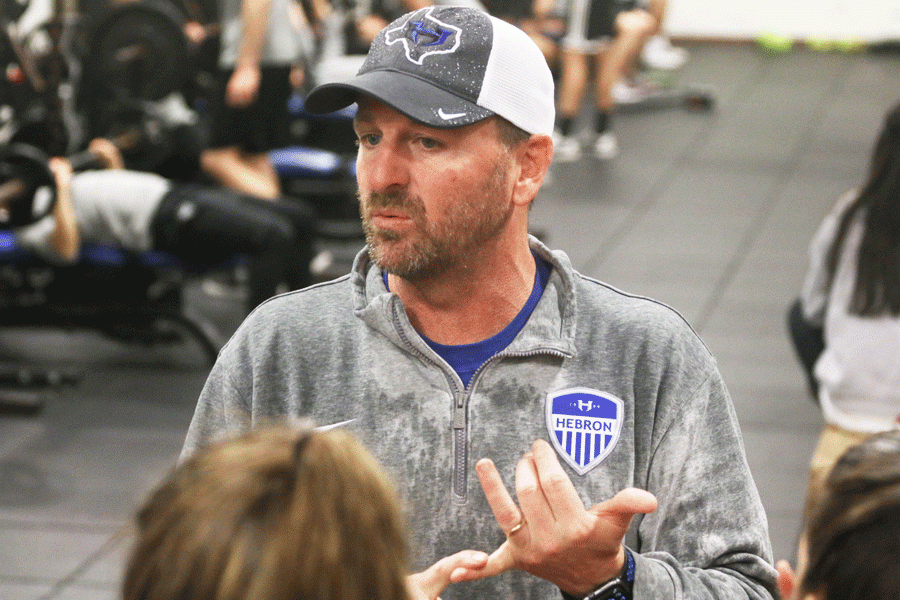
[
  {"xmin": 0, "ymin": 231, "xmax": 30, "ymax": 263},
  {"xmin": 0, "ymin": 230, "xmax": 226, "ymax": 272},
  {"xmin": 269, "ymin": 147, "xmax": 344, "ymax": 179}
]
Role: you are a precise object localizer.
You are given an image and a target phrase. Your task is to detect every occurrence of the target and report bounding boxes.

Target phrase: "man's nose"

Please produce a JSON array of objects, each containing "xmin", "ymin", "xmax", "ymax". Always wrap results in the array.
[{"xmin": 361, "ymin": 143, "xmax": 409, "ymax": 191}]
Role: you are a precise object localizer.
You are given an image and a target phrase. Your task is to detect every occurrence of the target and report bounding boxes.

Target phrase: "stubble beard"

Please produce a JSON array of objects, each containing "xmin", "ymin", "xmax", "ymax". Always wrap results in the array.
[{"xmin": 359, "ymin": 159, "xmax": 514, "ymax": 281}]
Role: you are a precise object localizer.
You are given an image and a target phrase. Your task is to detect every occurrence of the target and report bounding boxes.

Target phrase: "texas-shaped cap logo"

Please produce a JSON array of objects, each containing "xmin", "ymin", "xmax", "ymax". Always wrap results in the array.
[
  {"xmin": 546, "ymin": 388, "xmax": 624, "ymax": 475},
  {"xmin": 384, "ymin": 7, "xmax": 461, "ymax": 65}
]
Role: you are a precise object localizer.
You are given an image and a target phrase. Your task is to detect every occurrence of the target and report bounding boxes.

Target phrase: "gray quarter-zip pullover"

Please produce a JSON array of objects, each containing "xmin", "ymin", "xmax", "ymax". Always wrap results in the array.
[{"xmin": 183, "ymin": 236, "xmax": 776, "ymax": 600}]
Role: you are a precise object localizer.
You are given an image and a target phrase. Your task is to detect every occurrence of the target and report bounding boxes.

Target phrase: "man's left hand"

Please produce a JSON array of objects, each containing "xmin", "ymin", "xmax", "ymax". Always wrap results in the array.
[{"xmin": 452, "ymin": 439, "xmax": 658, "ymax": 596}]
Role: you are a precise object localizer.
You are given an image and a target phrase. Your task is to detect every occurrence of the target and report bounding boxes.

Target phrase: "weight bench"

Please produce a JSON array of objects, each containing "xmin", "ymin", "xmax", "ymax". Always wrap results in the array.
[
  {"xmin": 0, "ymin": 230, "xmax": 227, "ymax": 368},
  {"xmin": 268, "ymin": 145, "xmax": 363, "ymax": 238}
]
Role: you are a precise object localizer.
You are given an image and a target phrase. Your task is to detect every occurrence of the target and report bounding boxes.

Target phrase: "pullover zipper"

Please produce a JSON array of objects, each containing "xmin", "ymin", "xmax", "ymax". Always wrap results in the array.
[
  {"xmin": 449, "ymin": 348, "xmax": 569, "ymax": 504},
  {"xmin": 390, "ymin": 298, "xmax": 570, "ymax": 505},
  {"xmin": 391, "ymin": 300, "xmax": 473, "ymax": 504},
  {"xmin": 452, "ymin": 389, "xmax": 468, "ymax": 504}
]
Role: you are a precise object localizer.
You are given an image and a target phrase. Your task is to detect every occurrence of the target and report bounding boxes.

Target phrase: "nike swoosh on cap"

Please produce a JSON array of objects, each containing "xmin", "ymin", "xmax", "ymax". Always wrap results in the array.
[
  {"xmin": 438, "ymin": 108, "xmax": 467, "ymax": 120},
  {"xmin": 315, "ymin": 419, "xmax": 357, "ymax": 431}
]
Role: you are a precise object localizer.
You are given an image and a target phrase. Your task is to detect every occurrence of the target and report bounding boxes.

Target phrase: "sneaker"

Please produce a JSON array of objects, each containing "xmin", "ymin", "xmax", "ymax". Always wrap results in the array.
[
  {"xmin": 641, "ymin": 35, "xmax": 689, "ymax": 70},
  {"xmin": 552, "ymin": 131, "xmax": 582, "ymax": 162},
  {"xmin": 309, "ymin": 250, "xmax": 334, "ymax": 276},
  {"xmin": 612, "ymin": 75, "xmax": 662, "ymax": 104},
  {"xmin": 201, "ymin": 278, "xmax": 247, "ymax": 300},
  {"xmin": 593, "ymin": 132, "xmax": 619, "ymax": 159}
]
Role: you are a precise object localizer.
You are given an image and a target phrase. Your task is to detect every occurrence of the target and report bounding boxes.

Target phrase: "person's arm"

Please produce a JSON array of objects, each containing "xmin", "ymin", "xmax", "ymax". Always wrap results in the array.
[
  {"xmin": 45, "ymin": 158, "xmax": 80, "ymax": 262},
  {"xmin": 180, "ymin": 331, "xmax": 255, "ymax": 462},
  {"xmin": 625, "ymin": 371, "xmax": 777, "ymax": 599},
  {"xmin": 227, "ymin": 0, "xmax": 274, "ymax": 107},
  {"xmin": 86, "ymin": 138, "xmax": 126, "ymax": 170}
]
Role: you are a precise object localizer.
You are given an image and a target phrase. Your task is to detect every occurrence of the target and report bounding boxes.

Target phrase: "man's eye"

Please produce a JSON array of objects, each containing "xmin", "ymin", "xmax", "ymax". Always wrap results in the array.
[
  {"xmin": 358, "ymin": 134, "xmax": 380, "ymax": 146},
  {"xmin": 419, "ymin": 137, "xmax": 438, "ymax": 149}
]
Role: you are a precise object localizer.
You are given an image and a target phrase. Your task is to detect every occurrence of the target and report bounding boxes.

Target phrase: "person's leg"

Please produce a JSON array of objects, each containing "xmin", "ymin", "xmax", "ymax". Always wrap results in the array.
[
  {"xmin": 152, "ymin": 185, "xmax": 300, "ymax": 311},
  {"xmin": 640, "ymin": 0, "xmax": 689, "ymax": 70},
  {"xmin": 646, "ymin": 0, "xmax": 666, "ymax": 26},
  {"xmin": 553, "ymin": 49, "xmax": 590, "ymax": 161},
  {"xmin": 557, "ymin": 49, "xmax": 590, "ymax": 125},
  {"xmin": 200, "ymin": 66, "xmax": 289, "ymax": 200},
  {"xmin": 200, "ymin": 147, "xmax": 282, "ymax": 200},
  {"xmin": 591, "ymin": 8, "xmax": 655, "ymax": 158},
  {"xmin": 596, "ymin": 8, "xmax": 656, "ymax": 109},
  {"xmin": 247, "ymin": 195, "xmax": 319, "ymax": 290}
]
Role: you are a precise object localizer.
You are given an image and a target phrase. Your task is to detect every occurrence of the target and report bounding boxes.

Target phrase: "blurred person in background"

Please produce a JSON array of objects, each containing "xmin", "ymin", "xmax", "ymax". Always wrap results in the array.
[
  {"xmin": 552, "ymin": 0, "xmax": 658, "ymax": 161},
  {"xmin": 788, "ymin": 101, "xmax": 900, "ymax": 516},
  {"xmin": 201, "ymin": 0, "xmax": 314, "ymax": 199},
  {"xmin": 9, "ymin": 138, "xmax": 317, "ymax": 313}
]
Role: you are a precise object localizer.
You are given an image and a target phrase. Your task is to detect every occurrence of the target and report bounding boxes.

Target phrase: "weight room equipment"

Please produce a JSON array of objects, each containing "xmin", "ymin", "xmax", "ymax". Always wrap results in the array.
[
  {"xmin": 86, "ymin": 0, "xmax": 189, "ymax": 102},
  {"xmin": 0, "ymin": 130, "xmax": 228, "ymax": 384},
  {"xmin": 0, "ymin": 0, "xmax": 365, "ymax": 394},
  {"xmin": 0, "ymin": 115, "xmax": 169, "ymax": 227}
]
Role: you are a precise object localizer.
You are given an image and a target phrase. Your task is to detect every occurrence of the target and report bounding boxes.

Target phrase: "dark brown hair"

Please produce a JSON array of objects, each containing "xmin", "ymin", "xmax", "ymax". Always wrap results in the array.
[
  {"xmin": 800, "ymin": 429, "xmax": 900, "ymax": 599},
  {"xmin": 494, "ymin": 116, "xmax": 532, "ymax": 149},
  {"xmin": 825, "ymin": 102, "xmax": 900, "ymax": 316}
]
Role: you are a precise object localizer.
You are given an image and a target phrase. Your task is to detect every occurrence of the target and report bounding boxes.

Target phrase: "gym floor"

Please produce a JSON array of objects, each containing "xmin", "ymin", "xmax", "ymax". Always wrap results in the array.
[{"xmin": 1, "ymin": 43, "xmax": 899, "ymax": 599}]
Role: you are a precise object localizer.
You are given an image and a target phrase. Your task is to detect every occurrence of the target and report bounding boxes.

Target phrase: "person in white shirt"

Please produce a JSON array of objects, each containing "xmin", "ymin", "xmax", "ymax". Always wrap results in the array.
[{"xmin": 791, "ymin": 101, "xmax": 900, "ymax": 515}]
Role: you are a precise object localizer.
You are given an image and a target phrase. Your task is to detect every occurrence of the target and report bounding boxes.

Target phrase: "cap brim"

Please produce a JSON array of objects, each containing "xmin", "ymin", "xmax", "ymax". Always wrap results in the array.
[{"xmin": 304, "ymin": 69, "xmax": 494, "ymax": 129}]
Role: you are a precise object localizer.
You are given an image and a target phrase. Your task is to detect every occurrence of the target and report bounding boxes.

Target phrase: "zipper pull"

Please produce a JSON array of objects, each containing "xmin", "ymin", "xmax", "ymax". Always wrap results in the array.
[{"xmin": 453, "ymin": 390, "xmax": 467, "ymax": 429}]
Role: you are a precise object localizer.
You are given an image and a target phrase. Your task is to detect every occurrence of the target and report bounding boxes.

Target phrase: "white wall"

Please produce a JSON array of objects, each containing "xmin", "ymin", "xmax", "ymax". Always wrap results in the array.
[
  {"xmin": 15, "ymin": 0, "xmax": 900, "ymax": 43},
  {"xmin": 666, "ymin": 0, "xmax": 900, "ymax": 43}
]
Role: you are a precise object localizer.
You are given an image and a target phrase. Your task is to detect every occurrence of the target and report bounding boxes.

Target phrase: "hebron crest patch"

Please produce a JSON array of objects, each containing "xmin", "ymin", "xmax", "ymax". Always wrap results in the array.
[
  {"xmin": 546, "ymin": 388, "xmax": 624, "ymax": 475},
  {"xmin": 384, "ymin": 7, "xmax": 461, "ymax": 65}
]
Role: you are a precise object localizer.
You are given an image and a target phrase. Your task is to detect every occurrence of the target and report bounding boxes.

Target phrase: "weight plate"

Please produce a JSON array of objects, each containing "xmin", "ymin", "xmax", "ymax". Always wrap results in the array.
[
  {"xmin": 0, "ymin": 143, "xmax": 57, "ymax": 228},
  {"xmin": 89, "ymin": 0, "xmax": 188, "ymax": 101}
]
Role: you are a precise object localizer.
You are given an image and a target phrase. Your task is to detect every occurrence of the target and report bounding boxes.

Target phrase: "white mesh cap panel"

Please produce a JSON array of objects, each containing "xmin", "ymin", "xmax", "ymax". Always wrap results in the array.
[{"xmin": 477, "ymin": 16, "xmax": 555, "ymax": 136}]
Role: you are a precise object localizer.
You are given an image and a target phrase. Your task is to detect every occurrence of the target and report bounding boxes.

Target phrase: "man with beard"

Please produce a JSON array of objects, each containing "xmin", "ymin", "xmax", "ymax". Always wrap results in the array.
[{"xmin": 181, "ymin": 6, "xmax": 776, "ymax": 600}]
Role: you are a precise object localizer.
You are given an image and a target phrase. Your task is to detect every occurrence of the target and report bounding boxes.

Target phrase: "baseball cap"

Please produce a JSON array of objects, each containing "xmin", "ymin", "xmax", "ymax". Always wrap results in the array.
[{"xmin": 303, "ymin": 6, "xmax": 555, "ymax": 136}]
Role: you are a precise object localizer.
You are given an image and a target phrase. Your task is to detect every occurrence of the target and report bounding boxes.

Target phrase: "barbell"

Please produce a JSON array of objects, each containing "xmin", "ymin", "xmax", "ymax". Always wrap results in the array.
[{"xmin": 0, "ymin": 115, "xmax": 168, "ymax": 229}]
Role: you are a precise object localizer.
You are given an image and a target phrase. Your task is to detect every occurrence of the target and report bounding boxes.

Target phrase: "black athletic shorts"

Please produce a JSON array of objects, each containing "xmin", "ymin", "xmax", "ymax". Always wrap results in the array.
[{"xmin": 206, "ymin": 65, "xmax": 293, "ymax": 153}]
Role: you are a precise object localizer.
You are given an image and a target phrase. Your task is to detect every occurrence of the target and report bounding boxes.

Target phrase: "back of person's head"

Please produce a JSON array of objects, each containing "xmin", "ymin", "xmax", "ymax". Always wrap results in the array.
[
  {"xmin": 827, "ymin": 101, "xmax": 900, "ymax": 316},
  {"xmin": 123, "ymin": 423, "xmax": 411, "ymax": 600},
  {"xmin": 799, "ymin": 429, "xmax": 900, "ymax": 599},
  {"xmin": 865, "ymin": 101, "xmax": 900, "ymax": 193}
]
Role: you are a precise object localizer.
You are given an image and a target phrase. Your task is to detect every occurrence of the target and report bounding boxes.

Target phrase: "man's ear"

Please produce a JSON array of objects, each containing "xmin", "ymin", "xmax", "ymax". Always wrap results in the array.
[
  {"xmin": 776, "ymin": 559, "xmax": 797, "ymax": 600},
  {"xmin": 511, "ymin": 134, "xmax": 552, "ymax": 208}
]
